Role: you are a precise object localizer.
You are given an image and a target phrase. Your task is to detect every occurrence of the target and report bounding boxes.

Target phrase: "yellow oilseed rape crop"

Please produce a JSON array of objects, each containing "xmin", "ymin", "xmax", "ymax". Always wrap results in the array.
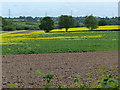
[
  {"xmin": 1, "ymin": 35, "xmax": 103, "ymax": 44},
  {"xmin": 1, "ymin": 25, "xmax": 118, "ymax": 55}
]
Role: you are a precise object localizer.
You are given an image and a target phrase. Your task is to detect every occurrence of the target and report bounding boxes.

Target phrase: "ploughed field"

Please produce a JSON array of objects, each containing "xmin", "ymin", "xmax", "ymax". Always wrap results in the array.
[
  {"xmin": 2, "ymin": 50, "xmax": 118, "ymax": 88},
  {"xmin": 1, "ymin": 25, "xmax": 119, "ymax": 55}
]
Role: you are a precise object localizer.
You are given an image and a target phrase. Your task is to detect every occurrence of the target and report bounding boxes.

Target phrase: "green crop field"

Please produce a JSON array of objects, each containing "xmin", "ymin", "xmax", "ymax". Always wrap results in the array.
[{"xmin": 1, "ymin": 25, "xmax": 119, "ymax": 55}]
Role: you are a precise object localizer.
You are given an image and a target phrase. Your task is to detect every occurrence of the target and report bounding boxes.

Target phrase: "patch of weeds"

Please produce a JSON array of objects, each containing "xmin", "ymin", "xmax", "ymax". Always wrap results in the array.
[
  {"xmin": 7, "ymin": 83, "xmax": 19, "ymax": 88},
  {"xmin": 35, "ymin": 70, "xmax": 54, "ymax": 88}
]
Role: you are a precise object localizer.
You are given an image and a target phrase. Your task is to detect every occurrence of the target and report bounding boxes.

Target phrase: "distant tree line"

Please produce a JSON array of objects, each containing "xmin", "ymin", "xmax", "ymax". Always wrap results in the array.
[
  {"xmin": 1, "ymin": 15, "xmax": 119, "ymax": 31},
  {"xmin": 1, "ymin": 16, "xmax": 40, "ymax": 31},
  {"xmin": 39, "ymin": 15, "xmax": 119, "ymax": 32}
]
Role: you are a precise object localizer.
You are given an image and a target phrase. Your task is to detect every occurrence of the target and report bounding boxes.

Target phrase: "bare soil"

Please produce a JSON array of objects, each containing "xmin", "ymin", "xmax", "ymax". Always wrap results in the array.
[
  {"xmin": 2, "ymin": 50, "xmax": 118, "ymax": 88},
  {"xmin": 10, "ymin": 30, "xmax": 41, "ymax": 34}
]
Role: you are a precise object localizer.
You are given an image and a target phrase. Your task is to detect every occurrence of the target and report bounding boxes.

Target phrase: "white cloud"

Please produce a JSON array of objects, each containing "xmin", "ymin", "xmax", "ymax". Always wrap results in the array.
[{"xmin": 0, "ymin": 0, "xmax": 119, "ymax": 2}]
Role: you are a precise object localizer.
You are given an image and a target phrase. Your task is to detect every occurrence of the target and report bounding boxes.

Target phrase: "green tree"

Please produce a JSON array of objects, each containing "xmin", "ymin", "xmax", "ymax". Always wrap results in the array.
[
  {"xmin": 39, "ymin": 17, "xmax": 54, "ymax": 33},
  {"xmin": 19, "ymin": 16, "xmax": 25, "ymax": 19},
  {"xmin": 99, "ymin": 19, "xmax": 108, "ymax": 26},
  {"xmin": 26, "ymin": 16, "xmax": 34, "ymax": 22},
  {"xmin": 0, "ymin": 16, "xmax": 2, "ymax": 30},
  {"xmin": 58, "ymin": 15, "xmax": 76, "ymax": 32},
  {"xmin": 2, "ymin": 18, "xmax": 13, "ymax": 27},
  {"xmin": 84, "ymin": 15, "xmax": 98, "ymax": 30},
  {"xmin": 2, "ymin": 18, "xmax": 16, "ymax": 31}
]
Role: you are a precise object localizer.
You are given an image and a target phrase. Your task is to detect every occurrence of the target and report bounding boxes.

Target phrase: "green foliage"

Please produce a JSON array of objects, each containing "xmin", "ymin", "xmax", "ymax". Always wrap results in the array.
[
  {"xmin": 15, "ymin": 25, "xmax": 24, "ymax": 30},
  {"xmin": 26, "ymin": 22, "xmax": 37, "ymax": 25},
  {"xmin": 2, "ymin": 19, "xmax": 13, "ymax": 26},
  {"xmin": 2, "ymin": 31, "xmax": 118, "ymax": 55},
  {"xmin": 58, "ymin": 85, "xmax": 67, "ymax": 89},
  {"xmin": 71, "ymin": 76, "xmax": 80, "ymax": 83},
  {"xmin": 79, "ymin": 84, "xmax": 89, "ymax": 88},
  {"xmin": 35, "ymin": 70, "xmax": 119, "ymax": 89},
  {"xmin": 35, "ymin": 70, "xmax": 45, "ymax": 76},
  {"xmin": 2, "ymin": 18, "xmax": 16, "ymax": 31},
  {"xmin": 35, "ymin": 70, "xmax": 54, "ymax": 88},
  {"xmin": 79, "ymin": 23, "xmax": 85, "ymax": 27},
  {"xmin": 7, "ymin": 67, "xmax": 119, "ymax": 89},
  {"xmin": 97, "ymin": 74, "xmax": 119, "ymax": 88},
  {"xmin": 84, "ymin": 15, "xmax": 99, "ymax": 30},
  {"xmin": 2, "ymin": 17, "xmax": 40, "ymax": 31},
  {"xmin": 7, "ymin": 83, "xmax": 19, "ymax": 88},
  {"xmin": 43, "ymin": 83, "xmax": 52, "ymax": 89},
  {"xmin": 39, "ymin": 17, "xmax": 54, "ymax": 33},
  {"xmin": 23, "ymin": 25, "xmax": 35, "ymax": 30},
  {"xmin": 3, "ymin": 26, "xmax": 16, "ymax": 31},
  {"xmin": 35, "ymin": 70, "xmax": 54, "ymax": 83},
  {"xmin": 58, "ymin": 15, "xmax": 76, "ymax": 32},
  {"xmin": 15, "ymin": 24, "xmax": 39, "ymax": 30},
  {"xmin": 99, "ymin": 19, "xmax": 108, "ymax": 26},
  {"xmin": 26, "ymin": 16, "xmax": 34, "ymax": 22},
  {"xmin": 43, "ymin": 73, "xmax": 54, "ymax": 83}
]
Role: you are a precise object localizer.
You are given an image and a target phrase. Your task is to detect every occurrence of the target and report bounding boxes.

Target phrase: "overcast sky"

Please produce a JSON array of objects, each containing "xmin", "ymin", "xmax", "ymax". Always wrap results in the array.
[
  {"xmin": 0, "ymin": 0, "xmax": 119, "ymax": 17},
  {"xmin": 0, "ymin": 0, "xmax": 119, "ymax": 2}
]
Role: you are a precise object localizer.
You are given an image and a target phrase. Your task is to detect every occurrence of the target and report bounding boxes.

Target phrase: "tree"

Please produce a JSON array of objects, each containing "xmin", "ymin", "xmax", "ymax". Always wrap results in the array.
[
  {"xmin": 2, "ymin": 18, "xmax": 13, "ymax": 27},
  {"xmin": 34, "ymin": 17, "xmax": 40, "ymax": 22},
  {"xmin": 3, "ymin": 26, "xmax": 16, "ymax": 31},
  {"xmin": 2, "ymin": 18, "xmax": 16, "ymax": 31},
  {"xmin": 84, "ymin": 15, "xmax": 98, "ymax": 30},
  {"xmin": 26, "ymin": 16, "xmax": 34, "ymax": 22},
  {"xmin": 19, "ymin": 16, "xmax": 25, "ymax": 19},
  {"xmin": 99, "ymin": 19, "xmax": 108, "ymax": 26},
  {"xmin": 58, "ymin": 15, "xmax": 76, "ymax": 32},
  {"xmin": 39, "ymin": 16, "xmax": 54, "ymax": 33}
]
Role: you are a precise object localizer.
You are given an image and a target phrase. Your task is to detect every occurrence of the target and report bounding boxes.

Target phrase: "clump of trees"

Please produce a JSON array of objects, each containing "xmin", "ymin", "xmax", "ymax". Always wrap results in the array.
[
  {"xmin": 39, "ymin": 17, "xmax": 54, "ymax": 33},
  {"xmin": 58, "ymin": 15, "xmax": 76, "ymax": 32},
  {"xmin": 39, "ymin": 15, "xmax": 76, "ymax": 32},
  {"xmin": 2, "ymin": 18, "xmax": 16, "ymax": 31},
  {"xmin": 99, "ymin": 19, "xmax": 108, "ymax": 26},
  {"xmin": 84, "ymin": 15, "xmax": 99, "ymax": 30},
  {"xmin": 1, "ymin": 17, "xmax": 40, "ymax": 31},
  {"xmin": 39, "ymin": 15, "xmax": 99, "ymax": 32},
  {"xmin": 1, "ymin": 15, "xmax": 119, "ymax": 32}
]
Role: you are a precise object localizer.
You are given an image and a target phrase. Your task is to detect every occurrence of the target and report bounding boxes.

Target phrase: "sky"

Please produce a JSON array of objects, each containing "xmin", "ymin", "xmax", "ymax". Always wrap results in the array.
[
  {"xmin": 0, "ymin": 0, "xmax": 119, "ymax": 2},
  {"xmin": 0, "ymin": 0, "xmax": 119, "ymax": 18}
]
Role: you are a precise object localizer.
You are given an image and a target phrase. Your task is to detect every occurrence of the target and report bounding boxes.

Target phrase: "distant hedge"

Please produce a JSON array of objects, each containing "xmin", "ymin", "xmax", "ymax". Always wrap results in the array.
[
  {"xmin": 3, "ymin": 26, "xmax": 16, "ymax": 31},
  {"xmin": 15, "ymin": 25, "xmax": 39, "ymax": 30}
]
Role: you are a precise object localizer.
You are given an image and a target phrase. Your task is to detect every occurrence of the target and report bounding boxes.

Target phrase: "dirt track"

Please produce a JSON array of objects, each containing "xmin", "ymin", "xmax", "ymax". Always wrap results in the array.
[
  {"xmin": 2, "ymin": 50, "xmax": 118, "ymax": 88},
  {"xmin": 10, "ymin": 30, "xmax": 41, "ymax": 34}
]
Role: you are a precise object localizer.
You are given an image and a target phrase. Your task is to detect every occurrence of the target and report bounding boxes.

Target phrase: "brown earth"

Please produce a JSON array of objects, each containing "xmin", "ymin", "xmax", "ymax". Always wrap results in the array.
[
  {"xmin": 10, "ymin": 30, "xmax": 41, "ymax": 34},
  {"xmin": 2, "ymin": 50, "xmax": 118, "ymax": 88}
]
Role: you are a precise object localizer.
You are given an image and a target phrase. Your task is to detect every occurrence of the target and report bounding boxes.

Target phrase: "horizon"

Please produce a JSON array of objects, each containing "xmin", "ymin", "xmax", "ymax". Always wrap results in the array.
[
  {"xmin": 2, "ymin": 15, "xmax": 119, "ymax": 18},
  {"xmin": 1, "ymin": 2, "xmax": 118, "ymax": 18}
]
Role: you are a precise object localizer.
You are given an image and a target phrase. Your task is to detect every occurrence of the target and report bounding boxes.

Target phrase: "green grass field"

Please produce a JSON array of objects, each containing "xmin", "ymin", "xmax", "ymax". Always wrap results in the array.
[{"xmin": 1, "ymin": 25, "xmax": 119, "ymax": 55}]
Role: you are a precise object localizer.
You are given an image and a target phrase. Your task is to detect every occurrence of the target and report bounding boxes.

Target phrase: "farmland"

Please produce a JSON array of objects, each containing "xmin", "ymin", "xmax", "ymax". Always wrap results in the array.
[
  {"xmin": 1, "ymin": 25, "xmax": 119, "ymax": 88},
  {"xmin": 1, "ymin": 25, "xmax": 119, "ymax": 55},
  {"xmin": 2, "ymin": 50, "xmax": 118, "ymax": 88},
  {"xmin": 1, "ymin": 1, "xmax": 119, "ymax": 88}
]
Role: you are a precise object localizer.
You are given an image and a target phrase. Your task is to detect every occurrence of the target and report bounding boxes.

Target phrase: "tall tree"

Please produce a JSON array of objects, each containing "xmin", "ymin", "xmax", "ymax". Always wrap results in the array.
[
  {"xmin": 84, "ymin": 15, "xmax": 98, "ymax": 30},
  {"xmin": 39, "ymin": 16, "xmax": 54, "ymax": 33},
  {"xmin": 58, "ymin": 15, "xmax": 76, "ymax": 32}
]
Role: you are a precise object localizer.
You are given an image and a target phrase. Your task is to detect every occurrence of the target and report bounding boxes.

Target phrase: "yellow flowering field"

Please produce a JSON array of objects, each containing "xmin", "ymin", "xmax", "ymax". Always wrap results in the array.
[{"xmin": 1, "ymin": 25, "xmax": 119, "ymax": 54}]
